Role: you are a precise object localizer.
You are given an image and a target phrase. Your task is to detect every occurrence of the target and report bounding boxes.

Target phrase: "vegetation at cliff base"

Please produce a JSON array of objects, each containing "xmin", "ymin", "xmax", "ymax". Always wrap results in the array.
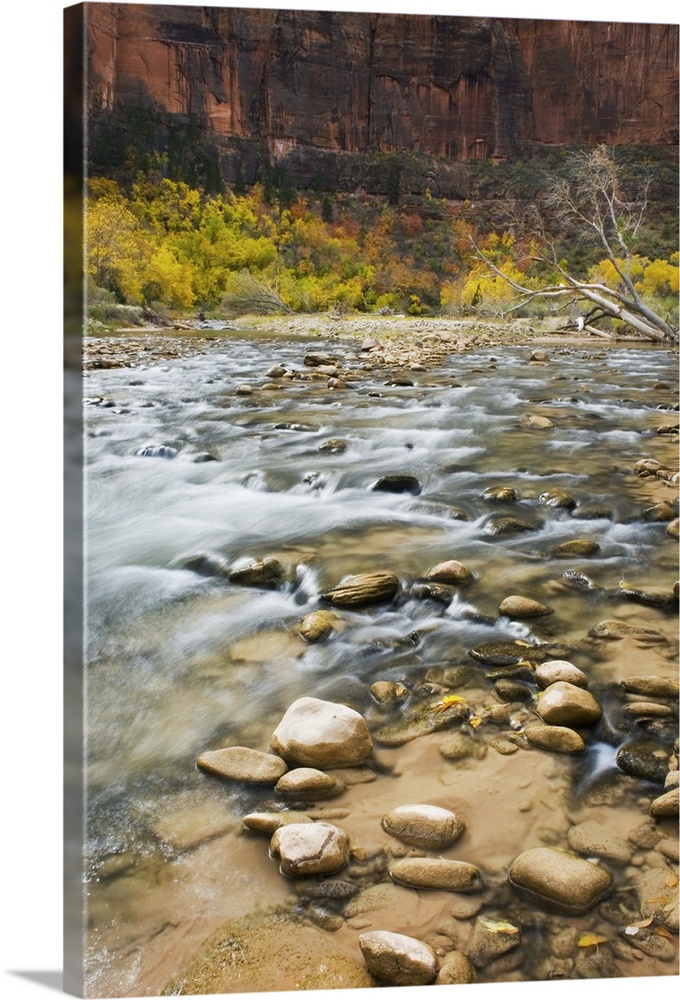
[{"xmin": 85, "ymin": 152, "xmax": 678, "ymax": 337}]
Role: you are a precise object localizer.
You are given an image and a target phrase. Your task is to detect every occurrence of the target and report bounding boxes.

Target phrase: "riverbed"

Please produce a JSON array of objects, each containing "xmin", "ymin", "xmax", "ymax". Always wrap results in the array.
[{"xmin": 81, "ymin": 328, "xmax": 678, "ymax": 996}]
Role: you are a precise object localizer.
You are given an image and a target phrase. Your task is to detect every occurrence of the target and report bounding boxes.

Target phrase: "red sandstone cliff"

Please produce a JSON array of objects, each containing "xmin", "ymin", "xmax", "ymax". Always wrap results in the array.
[{"xmin": 86, "ymin": 4, "xmax": 679, "ymax": 162}]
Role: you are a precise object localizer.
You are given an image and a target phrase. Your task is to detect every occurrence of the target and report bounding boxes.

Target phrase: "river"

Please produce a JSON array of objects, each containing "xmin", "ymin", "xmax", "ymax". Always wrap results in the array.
[{"xmin": 80, "ymin": 329, "xmax": 678, "ymax": 996}]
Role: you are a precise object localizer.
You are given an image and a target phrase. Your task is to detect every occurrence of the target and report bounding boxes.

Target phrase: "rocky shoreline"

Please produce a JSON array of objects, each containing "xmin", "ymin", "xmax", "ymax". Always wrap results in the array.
[{"xmin": 83, "ymin": 322, "xmax": 679, "ymax": 995}]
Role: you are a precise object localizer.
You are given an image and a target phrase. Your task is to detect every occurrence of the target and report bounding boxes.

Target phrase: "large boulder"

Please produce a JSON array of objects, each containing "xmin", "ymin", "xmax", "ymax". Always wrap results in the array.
[
  {"xmin": 270, "ymin": 697, "xmax": 373, "ymax": 768},
  {"xmin": 508, "ymin": 847, "xmax": 612, "ymax": 915},
  {"xmin": 270, "ymin": 822, "xmax": 349, "ymax": 877},
  {"xmin": 358, "ymin": 931, "xmax": 437, "ymax": 986}
]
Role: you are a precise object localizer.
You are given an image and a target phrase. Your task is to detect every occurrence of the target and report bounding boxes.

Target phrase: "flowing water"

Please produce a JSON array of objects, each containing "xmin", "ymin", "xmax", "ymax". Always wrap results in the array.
[{"xmin": 81, "ymin": 331, "xmax": 678, "ymax": 996}]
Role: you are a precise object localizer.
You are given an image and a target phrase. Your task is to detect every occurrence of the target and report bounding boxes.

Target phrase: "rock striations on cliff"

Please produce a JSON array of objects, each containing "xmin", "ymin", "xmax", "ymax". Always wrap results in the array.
[{"xmin": 85, "ymin": 4, "xmax": 678, "ymax": 189}]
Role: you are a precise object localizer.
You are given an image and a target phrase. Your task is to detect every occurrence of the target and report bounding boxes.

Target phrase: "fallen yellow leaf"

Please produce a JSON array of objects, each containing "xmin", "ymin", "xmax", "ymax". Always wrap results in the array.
[
  {"xmin": 665, "ymin": 875, "xmax": 678, "ymax": 888},
  {"xmin": 481, "ymin": 919, "xmax": 519, "ymax": 934},
  {"xmin": 624, "ymin": 917, "xmax": 654, "ymax": 935},
  {"xmin": 578, "ymin": 933, "xmax": 607, "ymax": 948},
  {"xmin": 468, "ymin": 716, "xmax": 482, "ymax": 729}
]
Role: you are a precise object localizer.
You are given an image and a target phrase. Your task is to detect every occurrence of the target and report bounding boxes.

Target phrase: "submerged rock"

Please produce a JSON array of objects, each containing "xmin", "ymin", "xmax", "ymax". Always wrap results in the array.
[
  {"xmin": 616, "ymin": 739, "xmax": 671, "ymax": 784},
  {"xmin": 242, "ymin": 811, "xmax": 312, "ymax": 834},
  {"xmin": 359, "ymin": 930, "xmax": 437, "ymax": 986},
  {"xmin": 589, "ymin": 619, "xmax": 667, "ymax": 642},
  {"xmin": 484, "ymin": 515, "xmax": 537, "ymax": 536},
  {"xmin": 372, "ymin": 698, "xmax": 470, "ymax": 745},
  {"xmin": 381, "ymin": 804, "xmax": 465, "ymax": 850},
  {"xmin": 508, "ymin": 847, "xmax": 612, "ymax": 915},
  {"xmin": 467, "ymin": 917, "xmax": 521, "ymax": 969},
  {"xmin": 322, "ymin": 571, "xmax": 400, "ymax": 607},
  {"xmin": 551, "ymin": 538, "xmax": 601, "ymax": 558},
  {"xmin": 389, "ymin": 857, "xmax": 484, "ymax": 893},
  {"xmin": 270, "ymin": 697, "xmax": 373, "ymax": 768},
  {"xmin": 318, "ymin": 438, "xmax": 348, "ymax": 454},
  {"xmin": 567, "ymin": 820, "xmax": 631, "ymax": 864},
  {"xmin": 162, "ymin": 910, "xmax": 374, "ymax": 993},
  {"xmin": 468, "ymin": 640, "xmax": 539, "ymax": 666},
  {"xmin": 196, "ymin": 746, "xmax": 288, "ymax": 784},
  {"xmin": 270, "ymin": 822, "xmax": 349, "ymax": 877},
  {"xmin": 370, "ymin": 681, "xmax": 408, "ymax": 707},
  {"xmin": 436, "ymin": 951, "xmax": 476, "ymax": 984}
]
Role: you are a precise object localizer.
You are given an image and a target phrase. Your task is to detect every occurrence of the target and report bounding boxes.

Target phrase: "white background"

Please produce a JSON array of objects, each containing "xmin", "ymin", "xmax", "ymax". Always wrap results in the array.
[{"xmin": 2, "ymin": 1, "xmax": 678, "ymax": 998}]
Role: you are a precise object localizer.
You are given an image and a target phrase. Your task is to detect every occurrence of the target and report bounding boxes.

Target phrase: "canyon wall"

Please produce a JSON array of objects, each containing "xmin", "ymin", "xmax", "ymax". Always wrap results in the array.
[{"xmin": 85, "ymin": 4, "xmax": 678, "ymax": 190}]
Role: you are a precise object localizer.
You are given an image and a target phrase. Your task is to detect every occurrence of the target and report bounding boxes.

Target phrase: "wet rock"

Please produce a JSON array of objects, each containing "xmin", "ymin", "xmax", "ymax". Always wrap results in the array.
[
  {"xmin": 467, "ymin": 917, "xmax": 521, "ymax": 969},
  {"xmin": 621, "ymin": 676, "xmax": 679, "ymax": 699},
  {"xmin": 530, "ymin": 350, "xmax": 549, "ymax": 362},
  {"xmin": 242, "ymin": 811, "xmax": 312, "ymax": 834},
  {"xmin": 422, "ymin": 559, "xmax": 473, "ymax": 585},
  {"xmin": 482, "ymin": 485, "xmax": 518, "ymax": 502},
  {"xmin": 493, "ymin": 678, "xmax": 534, "ymax": 702},
  {"xmin": 633, "ymin": 867, "xmax": 679, "ymax": 933},
  {"xmin": 508, "ymin": 847, "xmax": 612, "ymax": 915},
  {"xmin": 523, "ymin": 414, "xmax": 555, "ymax": 429},
  {"xmin": 327, "ymin": 377, "xmax": 348, "ymax": 389},
  {"xmin": 304, "ymin": 352, "xmax": 338, "ymax": 367},
  {"xmin": 574, "ymin": 950, "xmax": 621, "ymax": 979},
  {"xmin": 615, "ymin": 740, "xmax": 671, "ymax": 784},
  {"xmin": 295, "ymin": 878, "xmax": 358, "ymax": 900},
  {"xmin": 628, "ymin": 820, "xmax": 665, "ymax": 850},
  {"xmin": 552, "ymin": 539, "xmax": 601, "ymax": 558},
  {"xmin": 539, "ymin": 489, "xmax": 577, "ymax": 510},
  {"xmin": 273, "ymin": 421, "xmax": 319, "ymax": 432},
  {"xmin": 361, "ymin": 337, "xmax": 381, "ymax": 352},
  {"xmin": 617, "ymin": 585, "xmax": 678, "ymax": 609},
  {"xmin": 567, "ymin": 820, "xmax": 631, "ymax": 864},
  {"xmin": 136, "ymin": 444, "xmax": 177, "ymax": 458},
  {"xmin": 372, "ymin": 474, "xmax": 421, "ymax": 495},
  {"xmin": 469, "ymin": 640, "xmax": 540, "ymax": 666},
  {"xmin": 370, "ymin": 681, "xmax": 408, "ymax": 707},
  {"xmin": 650, "ymin": 786, "xmax": 679, "ymax": 817},
  {"xmin": 359, "ymin": 930, "xmax": 437, "ymax": 986},
  {"xmin": 436, "ymin": 951, "xmax": 476, "ymax": 984},
  {"xmin": 162, "ymin": 910, "xmax": 374, "ymax": 993},
  {"xmin": 270, "ymin": 822, "xmax": 349, "ymax": 877},
  {"xmin": 192, "ymin": 451, "xmax": 219, "ymax": 463},
  {"xmin": 389, "ymin": 857, "xmax": 484, "ymax": 893},
  {"xmin": 322, "ymin": 571, "xmax": 400, "ymax": 607},
  {"xmin": 485, "ymin": 734, "xmax": 519, "ymax": 755},
  {"xmin": 372, "ymin": 699, "xmax": 470, "ymax": 745},
  {"xmin": 270, "ymin": 697, "xmax": 373, "ymax": 768},
  {"xmin": 667, "ymin": 518, "xmax": 679, "ymax": 538},
  {"xmin": 576, "ymin": 502, "xmax": 614, "ymax": 520},
  {"xmin": 381, "ymin": 804, "xmax": 465, "ymax": 850},
  {"xmin": 499, "ymin": 595, "xmax": 553, "ymax": 618},
  {"xmin": 299, "ymin": 610, "xmax": 340, "ymax": 643},
  {"xmin": 643, "ymin": 500, "xmax": 677, "ymax": 522},
  {"xmin": 439, "ymin": 733, "xmax": 480, "ymax": 760},
  {"xmin": 624, "ymin": 702, "xmax": 675, "ymax": 719},
  {"xmin": 536, "ymin": 682, "xmax": 602, "ymax": 726},
  {"xmin": 318, "ymin": 438, "xmax": 348, "ymax": 455},
  {"xmin": 535, "ymin": 660, "xmax": 588, "ymax": 688},
  {"xmin": 589, "ymin": 620, "xmax": 667, "ymax": 642},
  {"xmin": 275, "ymin": 767, "xmax": 345, "ymax": 800},
  {"xmin": 182, "ymin": 553, "xmax": 230, "ymax": 577},
  {"xmin": 265, "ymin": 364, "xmax": 287, "ymax": 378},
  {"xmin": 484, "ymin": 515, "xmax": 537, "ymax": 536},
  {"xmin": 524, "ymin": 725, "xmax": 585, "ymax": 754},
  {"xmin": 196, "ymin": 746, "xmax": 288, "ymax": 784},
  {"xmin": 229, "ymin": 557, "xmax": 284, "ymax": 588},
  {"xmin": 235, "ymin": 383, "xmax": 253, "ymax": 395}
]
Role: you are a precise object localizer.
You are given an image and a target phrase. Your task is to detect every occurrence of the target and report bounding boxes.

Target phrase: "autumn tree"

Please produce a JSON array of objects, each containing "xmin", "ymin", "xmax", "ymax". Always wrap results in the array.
[{"xmin": 470, "ymin": 146, "xmax": 678, "ymax": 342}]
